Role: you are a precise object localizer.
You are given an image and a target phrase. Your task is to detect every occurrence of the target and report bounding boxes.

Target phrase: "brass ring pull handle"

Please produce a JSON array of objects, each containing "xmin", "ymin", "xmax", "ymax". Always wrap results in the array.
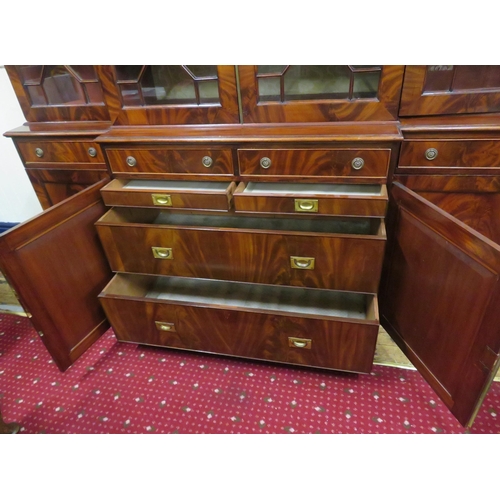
[
  {"xmin": 260, "ymin": 157, "xmax": 272, "ymax": 169},
  {"xmin": 151, "ymin": 194, "xmax": 172, "ymax": 206},
  {"xmin": 202, "ymin": 156, "xmax": 213, "ymax": 168},
  {"xmin": 351, "ymin": 157, "xmax": 364, "ymax": 170},
  {"xmin": 288, "ymin": 337, "xmax": 312, "ymax": 349},
  {"xmin": 295, "ymin": 199, "xmax": 318, "ymax": 212},
  {"xmin": 290, "ymin": 256, "xmax": 315, "ymax": 270},
  {"xmin": 88, "ymin": 147, "xmax": 97, "ymax": 157},
  {"xmin": 425, "ymin": 148, "xmax": 438, "ymax": 161},
  {"xmin": 35, "ymin": 148, "xmax": 44, "ymax": 158},
  {"xmin": 126, "ymin": 156, "xmax": 137, "ymax": 167},
  {"xmin": 152, "ymin": 247, "xmax": 173, "ymax": 259}
]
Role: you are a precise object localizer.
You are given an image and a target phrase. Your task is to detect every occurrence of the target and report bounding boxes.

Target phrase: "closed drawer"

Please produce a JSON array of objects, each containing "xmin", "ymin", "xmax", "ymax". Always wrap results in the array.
[
  {"xmin": 234, "ymin": 182, "xmax": 388, "ymax": 217},
  {"xmin": 238, "ymin": 148, "xmax": 390, "ymax": 180},
  {"xmin": 399, "ymin": 140, "xmax": 500, "ymax": 173},
  {"xmin": 96, "ymin": 210, "xmax": 386, "ymax": 293},
  {"xmin": 16, "ymin": 140, "xmax": 104, "ymax": 164},
  {"xmin": 101, "ymin": 179, "xmax": 236, "ymax": 211},
  {"xmin": 105, "ymin": 148, "xmax": 234, "ymax": 178},
  {"xmin": 99, "ymin": 274, "xmax": 379, "ymax": 374}
]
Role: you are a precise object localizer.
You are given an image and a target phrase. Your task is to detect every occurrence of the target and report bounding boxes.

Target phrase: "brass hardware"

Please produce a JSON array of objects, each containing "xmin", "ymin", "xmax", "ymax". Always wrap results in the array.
[
  {"xmin": 88, "ymin": 147, "xmax": 97, "ymax": 157},
  {"xmin": 126, "ymin": 156, "xmax": 137, "ymax": 167},
  {"xmin": 152, "ymin": 247, "xmax": 173, "ymax": 259},
  {"xmin": 290, "ymin": 256, "xmax": 315, "ymax": 270},
  {"xmin": 260, "ymin": 157, "xmax": 272, "ymax": 169},
  {"xmin": 151, "ymin": 194, "xmax": 172, "ymax": 206},
  {"xmin": 294, "ymin": 199, "xmax": 318, "ymax": 212},
  {"xmin": 288, "ymin": 337, "xmax": 312, "ymax": 349},
  {"xmin": 202, "ymin": 156, "xmax": 213, "ymax": 168},
  {"xmin": 425, "ymin": 148, "xmax": 438, "ymax": 161},
  {"xmin": 38, "ymin": 331, "xmax": 44, "ymax": 337},
  {"xmin": 351, "ymin": 157, "xmax": 364, "ymax": 170},
  {"xmin": 155, "ymin": 321, "xmax": 176, "ymax": 333},
  {"xmin": 35, "ymin": 148, "xmax": 44, "ymax": 158}
]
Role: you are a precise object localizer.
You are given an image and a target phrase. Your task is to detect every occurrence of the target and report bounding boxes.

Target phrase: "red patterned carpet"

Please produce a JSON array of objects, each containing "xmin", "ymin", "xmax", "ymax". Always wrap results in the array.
[{"xmin": 0, "ymin": 313, "xmax": 499, "ymax": 434}]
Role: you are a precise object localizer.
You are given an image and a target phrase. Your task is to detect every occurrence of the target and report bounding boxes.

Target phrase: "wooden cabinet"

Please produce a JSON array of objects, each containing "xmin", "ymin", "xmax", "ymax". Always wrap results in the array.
[{"xmin": 3, "ymin": 65, "xmax": 500, "ymax": 429}]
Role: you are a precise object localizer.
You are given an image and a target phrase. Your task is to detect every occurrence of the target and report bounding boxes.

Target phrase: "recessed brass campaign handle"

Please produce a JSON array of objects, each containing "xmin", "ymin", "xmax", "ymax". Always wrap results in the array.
[
  {"xmin": 155, "ymin": 321, "xmax": 176, "ymax": 332},
  {"xmin": 295, "ymin": 199, "xmax": 318, "ymax": 212},
  {"xmin": 151, "ymin": 194, "xmax": 172, "ymax": 206},
  {"xmin": 288, "ymin": 337, "xmax": 312, "ymax": 349},
  {"xmin": 290, "ymin": 256, "xmax": 315, "ymax": 270},
  {"xmin": 152, "ymin": 247, "xmax": 173, "ymax": 259}
]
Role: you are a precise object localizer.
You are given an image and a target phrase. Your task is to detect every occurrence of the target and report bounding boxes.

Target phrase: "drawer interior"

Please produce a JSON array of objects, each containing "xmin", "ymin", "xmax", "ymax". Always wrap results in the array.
[
  {"xmin": 102, "ymin": 274, "xmax": 378, "ymax": 322},
  {"xmin": 98, "ymin": 207, "xmax": 385, "ymax": 236},
  {"xmin": 121, "ymin": 180, "xmax": 232, "ymax": 192},
  {"xmin": 240, "ymin": 182, "xmax": 386, "ymax": 197}
]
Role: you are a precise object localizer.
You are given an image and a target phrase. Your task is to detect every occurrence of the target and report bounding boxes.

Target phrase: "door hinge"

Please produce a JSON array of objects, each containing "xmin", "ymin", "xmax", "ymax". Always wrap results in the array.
[{"xmin": 478, "ymin": 345, "xmax": 500, "ymax": 374}]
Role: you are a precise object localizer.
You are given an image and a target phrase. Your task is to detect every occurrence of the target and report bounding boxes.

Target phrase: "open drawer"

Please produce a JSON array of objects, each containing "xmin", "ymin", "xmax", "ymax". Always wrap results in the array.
[
  {"xmin": 96, "ymin": 209, "xmax": 386, "ymax": 293},
  {"xmin": 99, "ymin": 274, "xmax": 380, "ymax": 373},
  {"xmin": 233, "ymin": 182, "xmax": 388, "ymax": 217},
  {"xmin": 101, "ymin": 178, "xmax": 237, "ymax": 211}
]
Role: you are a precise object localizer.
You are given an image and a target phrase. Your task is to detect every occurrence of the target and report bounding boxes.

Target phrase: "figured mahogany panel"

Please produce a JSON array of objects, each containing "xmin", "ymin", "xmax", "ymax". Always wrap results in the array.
[
  {"xmin": 238, "ymin": 65, "xmax": 405, "ymax": 122},
  {"xmin": 105, "ymin": 147, "xmax": 234, "ymax": 179},
  {"xmin": 380, "ymin": 182, "xmax": 500, "ymax": 426},
  {"xmin": 26, "ymin": 170, "xmax": 109, "ymax": 209},
  {"xmin": 399, "ymin": 65, "xmax": 500, "ymax": 117},
  {"xmin": 16, "ymin": 140, "xmax": 105, "ymax": 164},
  {"xmin": 99, "ymin": 275, "xmax": 379, "ymax": 374},
  {"xmin": 238, "ymin": 148, "xmax": 390, "ymax": 180},
  {"xmin": 96, "ymin": 213, "xmax": 386, "ymax": 293},
  {"xmin": 0, "ymin": 180, "xmax": 112, "ymax": 371}
]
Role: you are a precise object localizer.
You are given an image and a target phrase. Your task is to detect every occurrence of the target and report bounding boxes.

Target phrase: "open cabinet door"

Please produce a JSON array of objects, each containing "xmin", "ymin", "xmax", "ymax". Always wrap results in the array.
[
  {"xmin": 0, "ymin": 179, "xmax": 113, "ymax": 371},
  {"xmin": 380, "ymin": 182, "xmax": 500, "ymax": 427}
]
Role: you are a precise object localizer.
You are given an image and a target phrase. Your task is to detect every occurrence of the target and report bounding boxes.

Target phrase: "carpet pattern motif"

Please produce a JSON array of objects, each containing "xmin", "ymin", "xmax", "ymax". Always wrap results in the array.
[{"xmin": 0, "ymin": 314, "xmax": 499, "ymax": 433}]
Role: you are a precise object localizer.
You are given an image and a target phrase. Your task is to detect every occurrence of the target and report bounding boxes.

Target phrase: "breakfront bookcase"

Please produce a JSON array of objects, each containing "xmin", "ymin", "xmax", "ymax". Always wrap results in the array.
[{"xmin": 2, "ymin": 64, "xmax": 500, "ymax": 428}]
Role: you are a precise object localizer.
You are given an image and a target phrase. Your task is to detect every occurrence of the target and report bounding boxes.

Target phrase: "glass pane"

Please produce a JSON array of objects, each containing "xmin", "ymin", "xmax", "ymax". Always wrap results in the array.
[
  {"xmin": 84, "ymin": 82, "xmax": 104, "ymax": 104},
  {"xmin": 257, "ymin": 65, "xmax": 287, "ymax": 75},
  {"xmin": 186, "ymin": 65, "xmax": 218, "ymax": 78},
  {"xmin": 423, "ymin": 66, "xmax": 455, "ymax": 92},
  {"xmin": 453, "ymin": 66, "xmax": 500, "ymax": 91},
  {"xmin": 27, "ymin": 85, "xmax": 46, "ymax": 106},
  {"xmin": 69, "ymin": 65, "xmax": 98, "ymax": 82},
  {"xmin": 42, "ymin": 66, "xmax": 86, "ymax": 105},
  {"xmin": 198, "ymin": 80, "xmax": 220, "ymax": 104},
  {"xmin": 352, "ymin": 72, "xmax": 380, "ymax": 98},
  {"xmin": 115, "ymin": 66, "xmax": 143, "ymax": 82},
  {"xmin": 17, "ymin": 65, "xmax": 43, "ymax": 85},
  {"xmin": 141, "ymin": 66, "xmax": 196, "ymax": 105},
  {"xmin": 120, "ymin": 84, "xmax": 142, "ymax": 106},
  {"xmin": 284, "ymin": 65, "xmax": 350, "ymax": 100},
  {"xmin": 258, "ymin": 77, "xmax": 281, "ymax": 102}
]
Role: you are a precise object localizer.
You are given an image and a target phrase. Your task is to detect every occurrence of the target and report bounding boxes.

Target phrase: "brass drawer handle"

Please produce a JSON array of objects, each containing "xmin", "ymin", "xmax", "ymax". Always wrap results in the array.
[
  {"xmin": 151, "ymin": 194, "xmax": 172, "ymax": 206},
  {"xmin": 202, "ymin": 156, "xmax": 213, "ymax": 168},
  {"xmin": 35, "ymin": 147, "xmax": 44, "ymax": 158},
  {"xmin": 295, "ymin": 199, "xmax": 318, "ymax": 212},
  {"xmin": 152, "ymin": 247, "xmax": 173, "ymax": 259},
  {"xmin": 260, "ymin": 157, "xmax": 272, "ymax": 169},
  {"xmin": 288, "ymin": 337, "xmax": 312, "ymax": 349},
  {"xmin": 155, "ymin": 321, "xmax": 176, "ymax": 332},
  {"xmin": 126, "ymin": 156, "xmax": 137, "ymax": 167},
  {"xmin": 351, "ymin": 157, "xmax": 364, "ymax": 170},
  {"xmin": 88, "ymin": 147, "xmax": 97, "ymax": 158},
  {"xmin": 290, "ymin": 256, "xmax": 315, "ymax": 270},
  {"xmin": 425, "ymin": 148, "xmax": 438, "ymax": 161}
]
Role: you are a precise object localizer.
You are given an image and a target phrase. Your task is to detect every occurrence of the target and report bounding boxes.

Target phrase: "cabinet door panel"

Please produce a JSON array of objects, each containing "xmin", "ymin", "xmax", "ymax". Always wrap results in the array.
[
  {"xmin": 238, "ymin": 65, "xmax": 404, "ymax": 123},
  {"xmin": 399, "ymin": 65, "xmax": 500, "ymax": 116},
  {"xmin": 0, "ymin": 180, "xmax": 112, "ymax": 371},
  {"xmin": 380, "ymin": 182, "xmax": 500, "ymax": 427}
]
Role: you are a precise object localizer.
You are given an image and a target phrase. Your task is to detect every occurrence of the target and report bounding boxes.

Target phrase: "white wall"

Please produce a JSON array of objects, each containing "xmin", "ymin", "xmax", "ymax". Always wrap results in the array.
[{"xmin": 0, "ymin": 66, "xmax": 42, "ymax": 222}]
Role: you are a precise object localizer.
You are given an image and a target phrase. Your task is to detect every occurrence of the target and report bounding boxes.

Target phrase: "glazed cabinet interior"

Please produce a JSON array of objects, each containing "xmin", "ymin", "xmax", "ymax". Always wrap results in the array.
[{"xmin": 3, "ymin": 64, "xmax": 500, "ymax": 428}]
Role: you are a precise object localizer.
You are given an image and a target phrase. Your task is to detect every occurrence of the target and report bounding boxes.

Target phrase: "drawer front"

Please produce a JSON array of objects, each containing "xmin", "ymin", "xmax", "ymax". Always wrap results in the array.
[
  {"xmin": 233, "ymin": 182, "xmax": 388, "ymax": 217},
  {"xmin": 399, "ymin": 140, "xmax": 500, "ymax": 172},
  {"xmin": 96, "ymin": 222, "xmax": 386, "ymax": 293},
  {"xmin": 238, "ymin": 149, "xmax": 390, "ymax": 179},
  {"xmin": 100, "ymin": 295, "xmax": 378, "ymax": 374},
  {"xmin": 16, "ymin": 140, "xmax": 104, "ymax": 164},
  {"xmin": 100, "ymin": 179, "xmax": 236, "ymax": 211},
  {"xmin": 106, "ymin": 148, "xmax": 234, "ymax": 177}
]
